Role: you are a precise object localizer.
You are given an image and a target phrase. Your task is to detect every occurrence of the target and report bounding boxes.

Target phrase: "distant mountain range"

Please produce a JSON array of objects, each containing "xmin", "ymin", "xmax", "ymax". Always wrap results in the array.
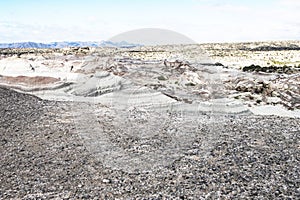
[{"xmin": 0, "ymin": 41, "xmax": 142, "ymax": 48}]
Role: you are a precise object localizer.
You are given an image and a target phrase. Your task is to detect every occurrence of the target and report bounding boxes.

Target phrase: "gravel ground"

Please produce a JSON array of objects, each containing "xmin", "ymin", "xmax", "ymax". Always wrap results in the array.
[{"xmin": 0, "ymin": 87, "xmax": 299, "ymax": 199}]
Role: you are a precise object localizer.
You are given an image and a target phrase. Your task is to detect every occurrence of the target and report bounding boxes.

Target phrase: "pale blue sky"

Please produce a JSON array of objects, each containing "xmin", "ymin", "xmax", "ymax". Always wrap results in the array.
[{"xmin": 0, "ymin": 0, "xmax": 299, "ymax": 43}]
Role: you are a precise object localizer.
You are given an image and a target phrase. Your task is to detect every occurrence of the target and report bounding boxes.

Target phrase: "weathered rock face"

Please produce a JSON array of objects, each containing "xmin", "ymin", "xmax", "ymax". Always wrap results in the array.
[
  {"xmin": 0, "ymin": 75, "xmax": 60, "ymax": 85},
  {"xmin": 106, "ymin": 63, "xmax": 128, "ymax": 76},
  {"xmin": 227, "ymin": 74, "xmax": 300, "ymax": 110},
  {"xmin": 0, "ymin": 41, "xmax": 299, "ymax": 117},
  {"xmin": 232, "ymin": 77, "xmax": 270, "ymax": 94},
  {"xmin": 163, "ymin": 59, "xmax": 196, "ymax": 73},
  {"xmin": 179, "ymin": 71, "xmax": 204, "ymax": 86}
]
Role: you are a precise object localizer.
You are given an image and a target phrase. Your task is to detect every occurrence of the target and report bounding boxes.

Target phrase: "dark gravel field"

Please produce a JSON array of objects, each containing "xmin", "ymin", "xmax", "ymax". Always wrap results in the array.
[{"xmin": 0, "ymin": 87, "xmax": 299, "ymax": 199}]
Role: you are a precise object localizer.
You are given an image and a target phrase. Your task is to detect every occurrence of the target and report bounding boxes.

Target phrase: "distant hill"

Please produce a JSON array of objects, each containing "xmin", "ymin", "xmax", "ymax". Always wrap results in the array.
[{"xmin": 0, "ymin": 41, "xmax": 142, "ymax": 48}]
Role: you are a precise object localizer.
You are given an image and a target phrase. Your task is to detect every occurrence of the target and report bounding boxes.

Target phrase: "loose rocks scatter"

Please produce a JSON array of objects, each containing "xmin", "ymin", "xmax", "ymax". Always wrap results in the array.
[
  {"xmin": 242, "ymin": 64, "xmax": 300, "ymax": 74},
  {"xmin": 0, "ymin": 87, "xmax": 300, "ymax": 199}
]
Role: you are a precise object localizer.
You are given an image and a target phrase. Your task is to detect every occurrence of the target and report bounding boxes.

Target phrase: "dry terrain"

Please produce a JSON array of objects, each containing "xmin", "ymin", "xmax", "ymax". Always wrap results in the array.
[{"xmin": 0, "ymin": 41, "xmax": 299, "ymax": 199}]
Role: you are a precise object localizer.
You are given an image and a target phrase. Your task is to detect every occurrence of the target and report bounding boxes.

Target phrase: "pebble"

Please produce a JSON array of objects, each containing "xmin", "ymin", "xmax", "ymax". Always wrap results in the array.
[{"xmin": 102, "ymin": 179, "xmax": 111, "ymax": 183}]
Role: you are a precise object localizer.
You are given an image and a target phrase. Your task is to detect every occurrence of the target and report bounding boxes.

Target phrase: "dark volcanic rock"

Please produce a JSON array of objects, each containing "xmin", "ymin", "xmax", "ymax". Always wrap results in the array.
[
  {"xmin": 239, "ymin": 45, "xmax": 300, "ymax": 51},
  {"xmin": 242, "ymin": 64, "xmax": 300, "ymax": 74}
]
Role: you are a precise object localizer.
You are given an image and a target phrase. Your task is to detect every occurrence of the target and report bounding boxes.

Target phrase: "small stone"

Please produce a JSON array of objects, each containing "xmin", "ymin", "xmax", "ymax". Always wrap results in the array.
[{"xmin": 102, "ymin": 179, "xmax": 111, "ymax": 183}]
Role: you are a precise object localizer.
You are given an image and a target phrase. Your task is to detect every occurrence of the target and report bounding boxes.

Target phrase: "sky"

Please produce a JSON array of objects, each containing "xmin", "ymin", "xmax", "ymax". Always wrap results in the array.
[{"xmin": 0, "ymin": 0, "xmax": 300, "ymax": 43}]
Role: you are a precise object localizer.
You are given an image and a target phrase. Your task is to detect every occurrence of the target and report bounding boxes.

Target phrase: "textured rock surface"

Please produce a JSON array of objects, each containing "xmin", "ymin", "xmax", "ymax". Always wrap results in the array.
[
  {"xmin": 1, "ymin": 87, "xmax": 299, "ymax": 199},
  {"xmin": 1, "ymin": 42, "xmax": 299, "ymax": 114}
]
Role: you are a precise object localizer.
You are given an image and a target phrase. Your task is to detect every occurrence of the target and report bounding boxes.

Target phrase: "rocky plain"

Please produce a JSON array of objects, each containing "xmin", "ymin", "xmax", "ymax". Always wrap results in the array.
[{"xmin": 0, "ymin": 41, "xmax": 299, "ymax": 199}]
